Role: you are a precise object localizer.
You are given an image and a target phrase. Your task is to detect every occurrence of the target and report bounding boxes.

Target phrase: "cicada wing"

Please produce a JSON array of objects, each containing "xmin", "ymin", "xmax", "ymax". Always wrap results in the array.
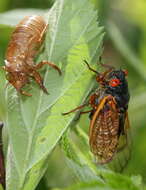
[
  {"xmin": 89, "ymin": 96, "xmax": 120, "ymax": 164},
  {"xmin": 108, "ymin": 111, "xmax": 131, "ymax": 172}
]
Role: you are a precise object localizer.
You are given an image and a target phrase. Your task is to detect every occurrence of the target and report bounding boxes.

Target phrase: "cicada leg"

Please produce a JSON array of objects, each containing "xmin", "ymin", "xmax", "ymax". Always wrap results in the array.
[
  {"xmin": 31, "ymin": 70, "xmax": 48, "ymax": 94},
  {"xmin": 62, "ymin": 92, "xmax": 99, "ymax": 120},
  {"xmin": 62, "ymin": 89, "xmax": 100, "ymax": 119},
  {"xmin": 75, "ymin": 109, "xmax": 93, "ymax": 121},
  {"xmin": 35, "ymin": 61, "xmax": 62, "ymax": 75},
  {"xmin": 62, "ymin": 103, "xmax": 88, "ymax": 115}
]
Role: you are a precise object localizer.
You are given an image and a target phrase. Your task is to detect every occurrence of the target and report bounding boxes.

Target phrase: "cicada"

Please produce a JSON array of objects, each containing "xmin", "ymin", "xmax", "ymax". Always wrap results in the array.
[
  {"xmin": 4, "ymin": 15, "xmax": 61, "ymax": 96},
  {"xmin": 63, "ymin": 60, "xmax": 130, "ymax": 165}
]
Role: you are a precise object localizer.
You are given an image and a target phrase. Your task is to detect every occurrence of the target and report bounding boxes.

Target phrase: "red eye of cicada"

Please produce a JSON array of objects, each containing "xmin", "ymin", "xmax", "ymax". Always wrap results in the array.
[{"xmin": 109, "ymin": 78, "xmax": 121, "ymax": 87}]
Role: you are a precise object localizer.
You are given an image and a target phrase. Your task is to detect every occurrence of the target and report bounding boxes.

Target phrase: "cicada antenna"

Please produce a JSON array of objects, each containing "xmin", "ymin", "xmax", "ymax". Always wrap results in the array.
[
  {"xmin": 83, "ymin": 60, "xmax": 99, "ymax": 75},
  {"xmin": 98, "ymin": 56, "xmax": 115, "ymax": 70}
]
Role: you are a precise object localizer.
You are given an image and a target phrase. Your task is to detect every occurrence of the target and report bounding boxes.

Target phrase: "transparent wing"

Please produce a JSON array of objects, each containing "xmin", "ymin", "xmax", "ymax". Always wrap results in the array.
[{"xmin": 107, "ymin": 112, "xmax": 131, "ymax": 172}]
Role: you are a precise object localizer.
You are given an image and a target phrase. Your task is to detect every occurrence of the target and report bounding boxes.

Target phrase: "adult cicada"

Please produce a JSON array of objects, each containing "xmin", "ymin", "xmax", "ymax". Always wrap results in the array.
[{"xmin": 63, "ymin": 60, "xmax": 130, "ymax": 165}]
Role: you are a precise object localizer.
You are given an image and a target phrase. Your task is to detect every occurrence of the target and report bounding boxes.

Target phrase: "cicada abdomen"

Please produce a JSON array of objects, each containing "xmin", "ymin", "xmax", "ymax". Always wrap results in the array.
[{"xmin": 4, "ymin": 15, "xmax": 61, "ymax": 96}]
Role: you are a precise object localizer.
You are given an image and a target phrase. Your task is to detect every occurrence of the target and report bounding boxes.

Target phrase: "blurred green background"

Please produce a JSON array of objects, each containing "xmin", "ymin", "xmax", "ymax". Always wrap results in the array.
[{"xmin": 0, "ymin": 0, "xmax": 146, "ymax": 189}]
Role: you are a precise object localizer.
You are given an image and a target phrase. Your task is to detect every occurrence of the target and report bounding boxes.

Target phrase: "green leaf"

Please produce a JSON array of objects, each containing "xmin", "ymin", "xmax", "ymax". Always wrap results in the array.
[
  {"xmin": 60, "ymin": 133, "xmax": 102, "ymax": 182},
  {"xmin": 5, "ymin": 0, "xmax": 104, "ymax": 189}
]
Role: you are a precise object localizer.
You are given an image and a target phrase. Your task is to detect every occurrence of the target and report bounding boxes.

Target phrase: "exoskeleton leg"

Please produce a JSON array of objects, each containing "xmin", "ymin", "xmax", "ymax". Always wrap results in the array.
[
  {"xmin": 36, "ymin": 61, "xmax": 62, "ymax": 75},
  {"xmin": 31, "ymin": 70, "xmax": 48, "ymax": 94}
]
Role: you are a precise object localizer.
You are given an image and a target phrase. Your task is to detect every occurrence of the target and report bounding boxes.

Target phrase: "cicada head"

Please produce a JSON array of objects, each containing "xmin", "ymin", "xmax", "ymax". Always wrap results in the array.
[{"xmin": 105, "ymin": 70, "xmax": 128, "ymax": 94}]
